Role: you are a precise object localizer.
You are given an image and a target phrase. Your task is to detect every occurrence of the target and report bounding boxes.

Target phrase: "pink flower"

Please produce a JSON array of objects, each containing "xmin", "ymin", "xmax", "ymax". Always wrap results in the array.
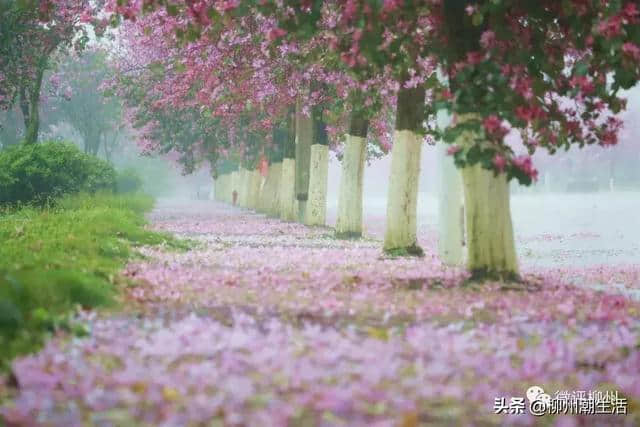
[
  {"xmin": 569, "ymin": 75, "xmax": 595, "ymax": 95},
  {"xmin": 447, "ymin": 145, "xmax": 462, "ymax": 155},
  {"xmin": 479, "ymin": 31, "xmax": 496, "ymax": 49},
  {"xmin": 622, "ymin": 42, "xmax": 640, "ymax": 60},
  {"xmin": 492, "ymin": 154, "xmax": 506, "ymax": 172},
  {"xmin": 268, "ymin": 28, "xmax": 287, "ymax": 41},
  {"xmin": 515, "ymin": 105, "xmax": 545, "ymax": 123},
  {"xmin": 466, "ymin": 51, "xmax": 485, "ymax": 65},
  {"xmin": 623, "ymin": 2, "xmax": 640, "ymax": 18},
  {"xmin": 382, "ymin": 0, "xmax": 402, "ymax": 13},
  {"xmin": 465, "ymin": 4, "xmax": 477, "ymax": 16},
  {"xmin": 483, "ymin": 115, "xmax": 502, "ymax": 135},
  {"xmin": 512, "ymin": 155, "xmax": 538, "ymax": 181}
]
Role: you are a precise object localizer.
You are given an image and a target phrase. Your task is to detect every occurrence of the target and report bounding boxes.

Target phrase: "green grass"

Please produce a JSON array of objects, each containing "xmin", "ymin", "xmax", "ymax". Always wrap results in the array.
[{"xmin": 0, "ymin": 192, "xmax": 185, "ymax": 369}]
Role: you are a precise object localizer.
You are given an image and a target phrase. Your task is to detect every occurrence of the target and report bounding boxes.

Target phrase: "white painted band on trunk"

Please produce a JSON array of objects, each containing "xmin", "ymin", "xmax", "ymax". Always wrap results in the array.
[
  {"xmin": 336, "ymin": 134, "xmax": 366, "ymax": 236},
  {"xmin": 462, "ymin": 163, "xmax": 519, "ymax": 276},
  {"xmin": 383, "ymin": 130, "xmax": 422, "ymax": 251},
  {"xmin": 305, "ymin": 144, "xmax": 329, "ymax": 226},
  {"xmin": 267, "ymin": 162, "xmax": 282, "ymax": 216},
  {"xmin": 279, "ymin": 158, "xmax": 297, "ymax": 221},
  {"xmin": 248, "ymin": 170, "xmax": 261, "ymax": 210}
]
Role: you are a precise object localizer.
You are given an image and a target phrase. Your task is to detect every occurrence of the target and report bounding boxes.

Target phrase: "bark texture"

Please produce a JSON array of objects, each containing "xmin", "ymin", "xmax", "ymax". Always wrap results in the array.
[
  {"xmin": 264, "ymin": 162, "xmax": 282, "ymax": 216},
  {"xmin": 295, "ymin": 98, "xmax": 312, "ymax": 202},
  {"xmin": 305, "ymin": 144, "xmax": 329, "ymax": 226},
  {"xmin": 336, "ymin": 134, "xmax": 366, "ymax": 238},
  {"xmin": 248, "ymin": 169, "xmax": 261, "ymax": 210},
  {"xmin": 383, "ymin": 83, "xmax": 425, "ymax": 255},
  {"xmin": 279, "ymin": 158, "xmax": 297, "ymax": 221},
  {"xmin": 383, "ymin": 130, "xmax": 423, "ymax": 255},
  {"xmin": 462, "ymin": 164, "xmax": 519, "ymax": 279}
]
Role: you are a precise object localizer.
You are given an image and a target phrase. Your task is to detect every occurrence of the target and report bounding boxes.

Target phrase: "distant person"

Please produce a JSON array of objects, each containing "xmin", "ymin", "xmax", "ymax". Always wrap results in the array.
[{"xmin": 232, "ymin": 190, "xmax": 238, "ymax": 206}]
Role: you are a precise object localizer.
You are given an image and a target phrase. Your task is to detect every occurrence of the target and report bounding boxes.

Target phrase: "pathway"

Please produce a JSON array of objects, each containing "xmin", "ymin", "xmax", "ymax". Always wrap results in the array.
[{"xmin": 1, "ymin": 199, "xmax": 639, "ymax": 426}]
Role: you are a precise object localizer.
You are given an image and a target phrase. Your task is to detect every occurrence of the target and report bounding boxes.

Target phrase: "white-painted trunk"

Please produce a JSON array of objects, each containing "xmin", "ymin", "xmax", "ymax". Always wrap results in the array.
[
  {"xmin": 248, "ymin": 170, "xmax": 261, "ymax": 210},
  {"xmin": 297, "ymin": 200, "xmax": 307, "ymax": 223},
  {"xmin": 383, "ymin": 130, "xmax": 423, "ymax": 254},
  {"xmin": 279, "ymin": 158, "xmax": 297, "ymax": 221},
  {"xmin": 257, "ymin": 166, "xmax": 270, "ymax": 213},
  {"xmin": 462, "ymin": 164, "xmax": 519, "ymax": 278},
  {"xmin": 266, "ymin": 162, "xmax": 282, "ymax": 216},
  {"xmin": 336, "ymin": 134, "xmax": 366, "ymax": 238},
  {"xmin": 240, "ymin": 168, "xmax": 251, "ymax": 208},
  {"xmin": 436, "ymin": 110, "xmax": 465, "ymax": 266},
  {"xmin": 305, "ymin": 144, "xmax": 329, "ymax": 226}
]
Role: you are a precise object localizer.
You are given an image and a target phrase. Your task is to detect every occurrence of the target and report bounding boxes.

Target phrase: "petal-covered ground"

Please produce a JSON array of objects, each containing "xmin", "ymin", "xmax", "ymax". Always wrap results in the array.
[{"xmin": 2, "ymin": 200, "xmax": 639, "ymax": 426}]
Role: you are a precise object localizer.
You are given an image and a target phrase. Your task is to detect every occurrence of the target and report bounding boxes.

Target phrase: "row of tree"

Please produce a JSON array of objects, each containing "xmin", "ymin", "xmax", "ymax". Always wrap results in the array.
[
  {"xmin": 106, "ymin": 0, "xmax": 640, "ymax": 280},
  {"xmin": 5, "ymin": 1, "xmax": 639, "ymax": 280}
]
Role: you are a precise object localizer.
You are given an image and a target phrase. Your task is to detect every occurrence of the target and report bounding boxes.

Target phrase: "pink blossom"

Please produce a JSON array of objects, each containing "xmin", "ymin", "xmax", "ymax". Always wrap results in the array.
[
  {"xmin": 492, "ymin": 154, "xmax": 507, "ymax": 172},
  {"xmin": 268, "ymin": 27, "xmax": 287, "ymax": 41},
  {"xmin": 622, "ymin": 42, "xmax": 640, "ymax": 60},
  {"xmin": 512, "ymin": 154, "xmax": 539, "ymax": 181},
  {"xmin": 447, "ymin": 144, "xmax": 462, "ymax": 155},
  {"xmin": 479, "ymin": 31, "xmax": 496, "ymax": 49}
]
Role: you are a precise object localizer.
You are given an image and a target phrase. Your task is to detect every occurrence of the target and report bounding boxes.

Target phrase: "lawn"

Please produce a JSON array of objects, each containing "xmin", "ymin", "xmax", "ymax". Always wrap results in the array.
[{"xmin": 0, "ymin": 192, "xmax": 185, "ymax": 369}]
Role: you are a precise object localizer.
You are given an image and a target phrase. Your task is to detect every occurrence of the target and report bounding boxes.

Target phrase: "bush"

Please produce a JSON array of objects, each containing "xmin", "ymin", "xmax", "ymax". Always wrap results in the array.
[
  {"xmin": 116, "ymin": 167, "xmax": 143, "ymax": 194},
  {"xmin": 0, "ymin": 141, "xmax": 117, "ymax": 205}
]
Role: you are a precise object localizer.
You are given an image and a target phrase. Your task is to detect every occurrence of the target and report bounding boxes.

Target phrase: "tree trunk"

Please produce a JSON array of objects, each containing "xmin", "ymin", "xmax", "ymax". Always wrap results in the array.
[
  {"xmin": 248, "ymin": 169, "xmax": 261, "ymax": 210},
  {"xmin": 267, "ymin": 162, "xmax": 282, "ymax": 216},
  {"xmin": 91, "ymin": 132, "xmax": 102, "ymax": 156},
  {"xmin": 305, "ymin": 144, "xmax": 329, "ymax": 226},
  {"xmin": 280, "ymin": 106, "xmax": 298, "ymax": 221},
  {"xmin": 280, "ymin": 158, "xmax": 297, "ymax": 221},
  {"xmin": 336, "ymin": 113, "xmax": 368, "ymax": 239},
  {"xmin": 452, "ymin": 113, "xmax": 519, "ymax": 279},
  {"xmin": 436, "ymin": 110, "xmax": 465, "ymax": 266},
  {"xmin": 258, "ymin": 162, "xmax": 282, "ymax": 216},
  {"xmin": 383, "ymin": 82, "xmax": 425, "ymax": 256},
  {"xmin": 213, "ymin": 175, "xmax": 220, "ymax": 201},
  {"xmin": 295, "ymin": 97, "xmax": 312, "ymax": 221},
  {"xmin": 257, "ymin": 165, "xmax": 270, "ymax": 213},
  {"xmin": 22, "ymin": 67, "xmax": 44, "ymax": 145},
  {"xmin": 462, "ymin": 164, "xmax": 519, "ymax": 280},
  {"xmin": 305, "ymin": 101, "xmax": 329, "ymax": 226}
]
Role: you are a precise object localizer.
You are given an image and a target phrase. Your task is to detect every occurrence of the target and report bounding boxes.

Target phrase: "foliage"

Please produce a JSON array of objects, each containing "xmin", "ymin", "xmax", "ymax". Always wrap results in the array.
[
  {"xmin": 0, "ymin": 192, "xmax": 181, "ymax": 370},
  {"xmin": 108, "ymin": 0, "xmax": 640, "ymax": 185},
  {"xmin": 45, "ymin": 50, "xmax": 124, "ymax": 156},
  {"xmin": 115, "ymin": 167, "xmax": 143, "ymax": 194},
  {"xmin": 0, "ymin": 0, "xmax": 105, "ymax": 144},
  {"xmin": 0, "ymin": 141, "xmax": 117, "ymax": 205}
]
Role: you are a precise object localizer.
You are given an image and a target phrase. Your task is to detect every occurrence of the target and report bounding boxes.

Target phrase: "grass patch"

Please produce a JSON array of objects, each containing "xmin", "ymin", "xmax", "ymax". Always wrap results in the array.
[
  {"xmin": 383, "ymin": 244, "xmax": 425, "ymax": 258},
  {"xmin": 0, "ymin": 192, "xmax": 184, "ymax": 370}
]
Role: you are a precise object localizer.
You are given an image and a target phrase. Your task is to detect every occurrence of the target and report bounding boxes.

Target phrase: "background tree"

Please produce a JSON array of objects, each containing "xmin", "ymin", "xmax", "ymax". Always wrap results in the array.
[
  {"xmin": 0, "ymin": 0, "xmax": 103, "ymax": 144},
  {"xmin": 46, "ymin": 50, "xmax": 123, "ymax": 156}
]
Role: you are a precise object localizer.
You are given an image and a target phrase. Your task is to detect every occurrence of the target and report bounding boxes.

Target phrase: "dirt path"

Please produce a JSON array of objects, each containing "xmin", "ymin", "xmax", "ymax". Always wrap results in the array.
[{"xmin": 1, "ymin": 200, "xmax": 639, "ymax": 426}]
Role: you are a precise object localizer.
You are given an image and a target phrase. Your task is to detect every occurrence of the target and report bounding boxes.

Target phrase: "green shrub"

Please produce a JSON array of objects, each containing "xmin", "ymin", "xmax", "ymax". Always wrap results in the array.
[
  {"xmin": 0, "ymin": 141, "xmax": 117, "ymax": 205},
  {"xmin": 116, "ymin": 167, "xmax": 143, "ymax": 194},
  {"xmin": 0, "ymin": 192, "xmax": 190, "ymax": 369}
]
